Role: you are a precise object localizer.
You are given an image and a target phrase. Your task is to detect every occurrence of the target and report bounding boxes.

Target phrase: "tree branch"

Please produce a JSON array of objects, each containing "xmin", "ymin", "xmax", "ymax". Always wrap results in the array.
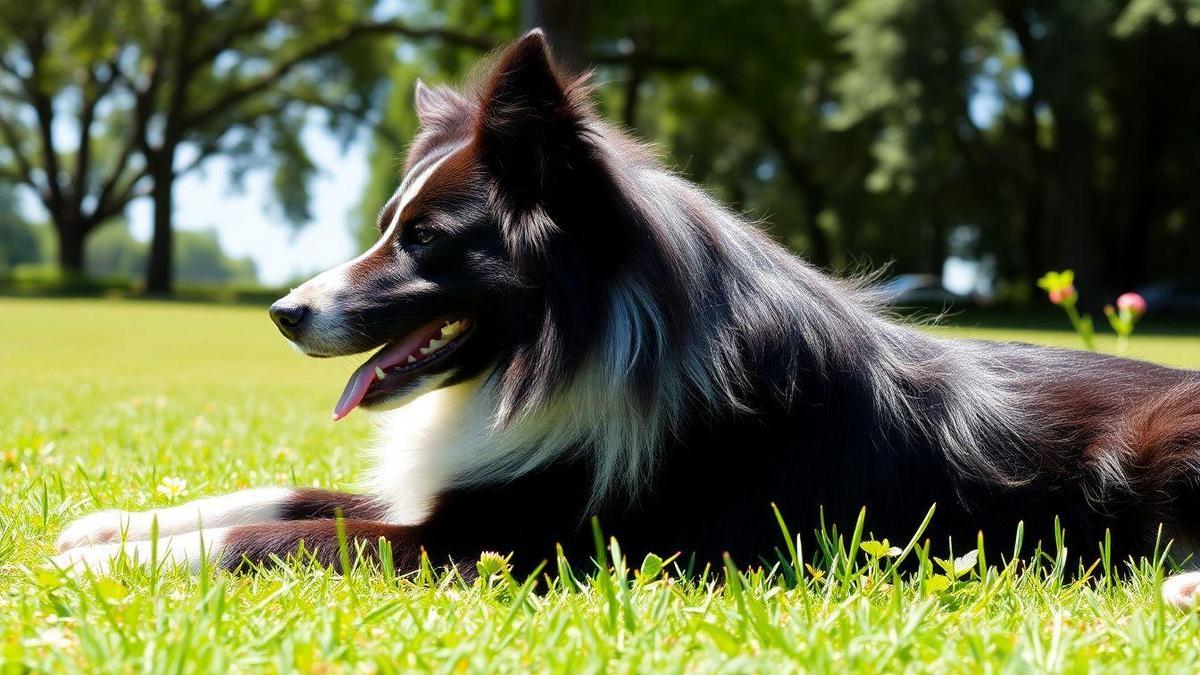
[
  {"xmin": 0, "ymin": 57, "xmax": 24, "ymax": 83},
  {"xmin": 186, "ymin": 20, "xmax": 504, "ymax": 129},
  {"xmin": 91, "ymin": 174, "xmax": 151, "ymax": 226},
  {"xmin": 0, "ymin": 113, "xmax": 39, "ymax": 194},
  {"xmin": 282, "ymin": 91, "xmax": 406, "ymax": 148},
  {"xmin": 23, "ymin": 28, "xmax": 65, "ymax": 217},
  {"xmin": 127, "ymin": 37, "xmax": 170, "ymax": 157},
  {"xmin": 185, "ymin": 8, "xmax": 269, "ymax": 70},
  {"xmin": 71, "ymin": 59, "xmax": 121, "ymax": 219},
  {"xmin": 173, "ymin": 99, "xmax": 299, "ymax": 178},
  {"xmin": 91, "ymin": 46, "xmax": 169, "ymax": 225}
]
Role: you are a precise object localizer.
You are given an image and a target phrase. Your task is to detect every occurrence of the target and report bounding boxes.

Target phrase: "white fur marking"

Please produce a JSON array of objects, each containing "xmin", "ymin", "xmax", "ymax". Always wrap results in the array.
[
  {"xmin": 55, "ymin": 487, "xmax": 293, "ymax": 552},
  {"xmin": 279, "ymin": 142, "xmax": 469, "ymax": 354},
  {"xmin": 51, "ymin": 527, "xmax": 231, "ymax": 575},
  {"xmin": 362, "ymin": 373, "xmax": 461, "ymax": 524}
]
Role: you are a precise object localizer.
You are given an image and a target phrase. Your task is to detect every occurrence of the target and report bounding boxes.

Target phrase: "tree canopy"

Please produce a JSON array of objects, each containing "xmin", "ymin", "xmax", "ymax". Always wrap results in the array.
[
  {"xmin": 358, "ymin": 0, "xmax": 1200, "ymax": 301},
  {"xmin": 2, "ymin": 0, "xmax": 1198, "ymax": 299}
]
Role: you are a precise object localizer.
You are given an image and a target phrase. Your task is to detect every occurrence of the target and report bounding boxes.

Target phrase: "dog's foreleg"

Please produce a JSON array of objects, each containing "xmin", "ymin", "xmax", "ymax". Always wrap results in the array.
[
  {"xmin": 55, "ymin": 487, "xmax": 383, "ymax": 552},
  {"xmin": 51, "ymin": 519, "xmax": 420, "ymax": 575},
  {"xmin": 216, "ymin": 519, "xmax": 420, "ymax": 572},
  {"xmin": 51, "ymin": 526, "xmax": 236, "ymax": 574}
]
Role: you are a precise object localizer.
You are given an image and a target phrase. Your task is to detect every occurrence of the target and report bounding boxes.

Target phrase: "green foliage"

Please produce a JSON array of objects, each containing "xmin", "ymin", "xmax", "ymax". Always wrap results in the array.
[
  {"xmin": 85, "ymin": 222, "xmax": 257, "ymax": 285},
  {"xmin": 174, "ymin": 231, "xmax": 258, "ymax": 286},
  {"xmin": 4, "ymin": 0, "xmax": 1200, "ymax": 293},
  {"xmin": 356, "ymin": 65, "xmax": 424, "ymax": 249},
  {"xmin": 1, "ymin": 299, "xmax": 1199, "ymax": 669},
  {"xmin": 354, "ymin": 0, "xmax": 519, "ymax": 247},
  {"xmin": 1, "ymin": 0, "xmax": 400, "ymax": 289},
  {"xmin": 356, "ymin": 0, "xmax": 1200, "ymax": 295},
  {"xmin": 85, "ymin": 222, "xmax": 146, "ymax": 280},
  {"xmin": 0, "ymin": 186, "xmax": 45, "ymax": 271}
]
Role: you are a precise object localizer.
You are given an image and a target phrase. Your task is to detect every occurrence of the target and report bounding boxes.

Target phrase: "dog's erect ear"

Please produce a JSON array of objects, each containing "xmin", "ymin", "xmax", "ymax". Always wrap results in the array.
[
  {"xmin": 414, "ymin": 79, "xmax": 469, "ymax": 127},
  {"xmin": 476, "ymin": 29, "xmax": 590, "ymax": 207}
]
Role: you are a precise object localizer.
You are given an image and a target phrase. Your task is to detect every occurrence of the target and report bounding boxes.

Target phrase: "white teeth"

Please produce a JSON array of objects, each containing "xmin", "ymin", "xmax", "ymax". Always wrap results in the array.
[
  {"xmin": 419, "ymin": 338, "xmax": 447, "ymax": 356},
  {"xmin": 374, "ymin": 367, "xmax": 387, "ymax": 381},
  {"xmin": 411, "ymin": 320, "xmax": 465, "ymax": 358},
  {"xmin": 440, "ymin": 321, "xmax": 463, "ymax": 339}
]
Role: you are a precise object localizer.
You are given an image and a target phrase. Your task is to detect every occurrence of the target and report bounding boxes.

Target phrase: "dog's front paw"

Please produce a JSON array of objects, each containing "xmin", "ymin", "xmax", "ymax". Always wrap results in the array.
[
  {"xmin": 50, "ymin": 529, "xmax": 225, "ymax": 576},
  {"xmin": 55, "ymin": 510, "xmax": 139, "ymax": 552},
  {"xmin": 1164, "ymin": 572, "xmax": 1200, "ymax": 610},
  {"xmin": 50, "ymin": 543, "xmax": 122, "ymax": 575}
]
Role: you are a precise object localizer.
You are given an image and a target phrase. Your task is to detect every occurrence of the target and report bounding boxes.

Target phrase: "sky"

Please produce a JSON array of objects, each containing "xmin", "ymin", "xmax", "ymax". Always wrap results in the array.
[{"xmin": 126, "ymin": 123, "xmax": 373, "ymax": 287}]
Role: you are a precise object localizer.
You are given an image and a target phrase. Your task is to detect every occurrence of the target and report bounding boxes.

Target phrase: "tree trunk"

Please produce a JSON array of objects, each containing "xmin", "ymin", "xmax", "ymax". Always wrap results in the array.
[
  {"xmin": 1046, "ymin": 117, "xmax": 1100, "ymax": 305},
  {"xmin": 622, "ymin": 60, "xmax": 644, "ymax": 128},
  {"xmin": 800, "ymin": 189, "xmax": 832, "ymax": 270},
  {"xmin": 145, "ymin": 151, "xmax": 176, "ymax": 294},
  {"xmin": 621, "ymin": 23, "xmax": 652, "ymax": 130},
  {"xmin": 1105, "ymin": 34, "xmax": 1160, "ymax": 291},
  {"xmin": 56, "ymin": 221, "xmax": 85, "ymax": 278},
  {"xmin": 928, "ymin": 210, "xmax": 948, "ymax": 277},
  {"xmin": 756, "ymin": 119, "xmax": 832, "ymax": 269},
  {"xmin": 521, "ymin": 0, "xmax": 589, "ymax": 70},
  {"xmin": 1020, "ymin": 173, "xmax": 1045, "ymax": 285}
]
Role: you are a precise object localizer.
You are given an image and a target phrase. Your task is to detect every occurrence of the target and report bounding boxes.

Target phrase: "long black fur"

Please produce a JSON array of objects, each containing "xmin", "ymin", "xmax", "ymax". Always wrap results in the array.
[{"xmin": 245, "ymin": 30, "xmax": 1200, "ymax": 576}]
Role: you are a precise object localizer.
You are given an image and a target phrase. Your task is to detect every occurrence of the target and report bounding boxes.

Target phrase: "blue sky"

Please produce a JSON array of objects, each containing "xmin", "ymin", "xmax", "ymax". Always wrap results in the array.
[{"xmin": 127, "ymin": 123, "xmax": 372, "ymax": 287}]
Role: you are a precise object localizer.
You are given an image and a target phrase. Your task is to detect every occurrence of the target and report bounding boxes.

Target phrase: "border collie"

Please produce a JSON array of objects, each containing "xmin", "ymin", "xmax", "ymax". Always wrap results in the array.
[{"xmin": 54, "ymin": 30, "xmax": 1200, "ymax": 607}]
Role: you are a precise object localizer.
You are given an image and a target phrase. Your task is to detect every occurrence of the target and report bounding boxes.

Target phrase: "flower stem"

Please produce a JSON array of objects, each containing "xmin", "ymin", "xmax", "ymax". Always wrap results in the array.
[
  {"xmin": 1116, "ymin": 334, "xmax": 1129, "ymax": 354},
  {"xmin": 1062, "ymin": 304, "xmax": 1096, "ymax": 351}
]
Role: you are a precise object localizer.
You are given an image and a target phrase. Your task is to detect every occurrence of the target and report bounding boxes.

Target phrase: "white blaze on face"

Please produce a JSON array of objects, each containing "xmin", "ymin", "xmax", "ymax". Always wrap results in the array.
[{"xmin": 278, "ymin": 142, "xmax": 469, "ymax": 353}]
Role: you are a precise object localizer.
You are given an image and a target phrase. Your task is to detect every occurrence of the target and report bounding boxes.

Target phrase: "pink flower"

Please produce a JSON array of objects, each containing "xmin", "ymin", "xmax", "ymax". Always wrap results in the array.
[
  {"xmin": 1048, "ymin": 285, "xmax": 1076, "ymax": 306},
  {"xmin": 1116, "ymin": 292, "xmax": 1146, "ymax": 318}
]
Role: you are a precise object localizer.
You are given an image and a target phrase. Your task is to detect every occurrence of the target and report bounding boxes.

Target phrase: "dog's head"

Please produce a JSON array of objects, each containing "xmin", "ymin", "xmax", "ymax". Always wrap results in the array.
[{"xmin": 270, "ymin": 30, "xmax": 634, "ymax": 419}]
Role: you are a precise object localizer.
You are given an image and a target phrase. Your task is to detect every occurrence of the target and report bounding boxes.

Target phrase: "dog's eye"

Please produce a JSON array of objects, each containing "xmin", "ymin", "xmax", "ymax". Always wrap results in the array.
[{"xmin": 408, "ymin": 225, "xmax": 437, "ymax": 246}]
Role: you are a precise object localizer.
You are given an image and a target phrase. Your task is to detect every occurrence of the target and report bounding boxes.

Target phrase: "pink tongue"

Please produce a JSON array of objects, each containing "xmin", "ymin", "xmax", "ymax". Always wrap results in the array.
[
  {"xmin": 332, "ymin": 362, "xmax": 382, "ymax": 421},
  {"xmin": 331, "ymin": 321, "xmax": 448, "ymax": 420}
]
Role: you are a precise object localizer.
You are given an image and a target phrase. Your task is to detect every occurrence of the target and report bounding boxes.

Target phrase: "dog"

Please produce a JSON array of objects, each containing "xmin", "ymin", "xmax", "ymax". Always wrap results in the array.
[{"xmin": 54, "ymin": 30, "xmax": 1200, "ymax": 607}]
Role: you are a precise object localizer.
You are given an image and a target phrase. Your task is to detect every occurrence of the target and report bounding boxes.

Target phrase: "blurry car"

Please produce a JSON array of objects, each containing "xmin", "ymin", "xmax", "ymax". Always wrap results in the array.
[
  {"xmin": 874, "ymin": 274, "xmax": 972, "ymax": 307},
  {"xmin": 1136, "ymin": 281, "xmax": 1200, "ymax": 316}
]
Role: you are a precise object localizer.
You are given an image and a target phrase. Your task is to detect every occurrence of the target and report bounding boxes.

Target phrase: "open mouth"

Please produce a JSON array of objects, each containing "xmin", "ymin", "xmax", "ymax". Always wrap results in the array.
[{"xmin": 332, "ymin": 317, "xmax": 472, "ymax": 420}]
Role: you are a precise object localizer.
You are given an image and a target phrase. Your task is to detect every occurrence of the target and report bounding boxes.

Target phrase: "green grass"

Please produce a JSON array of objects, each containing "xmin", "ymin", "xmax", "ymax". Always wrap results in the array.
[{"xmin": 2, "ymin": 297, "xmax": 1200, "ymax": 672}]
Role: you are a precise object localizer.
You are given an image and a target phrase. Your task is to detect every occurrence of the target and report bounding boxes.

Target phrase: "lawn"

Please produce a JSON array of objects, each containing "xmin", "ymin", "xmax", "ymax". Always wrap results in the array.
[{"xmin": 2, "ymin": 297, "xmax": 1200, "ymax": 672}]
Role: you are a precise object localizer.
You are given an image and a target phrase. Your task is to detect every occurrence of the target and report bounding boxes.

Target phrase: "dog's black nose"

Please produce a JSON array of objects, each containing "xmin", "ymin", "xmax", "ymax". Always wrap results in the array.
[{"xmin": 269, "ymin": 300, "xmax": 310, "ymax": 340}]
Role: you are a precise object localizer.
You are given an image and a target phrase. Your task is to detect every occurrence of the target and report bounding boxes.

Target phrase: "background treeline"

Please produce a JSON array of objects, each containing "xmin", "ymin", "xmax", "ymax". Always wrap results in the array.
[{"xmin": 2, "ymin": 0, "xmax": 1198, "ymax": 300}]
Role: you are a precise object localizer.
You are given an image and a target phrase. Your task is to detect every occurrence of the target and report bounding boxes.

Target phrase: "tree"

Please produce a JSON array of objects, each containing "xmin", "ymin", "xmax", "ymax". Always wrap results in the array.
[
  {"xmin": 85, "ymin": 220, "xmax": 145, "ymax": 280},
  {"xmin": 0, "ymin": 184, "xmax": 45, "ymax": 270},
  {"xmin": 0, "ymin": 3, "xmax": 149, "ymax": 278},
  {"xmin": 357, "ymin": 0, "xmax": 865, "ymax": 269},
  {"xmin": 1, "ymin": 0, "xmax": 498, "ymax": 293},
  {"xmin": 86, "ymin": 220, "xmax": 257, "ymax": 285},
  {"xmin": 174, "ymin": 229, "xmax": 257, "ymax": 286},
  {"xmin": 995, "ymin": 0, "xmax": 1200, "ymax": 297}
]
